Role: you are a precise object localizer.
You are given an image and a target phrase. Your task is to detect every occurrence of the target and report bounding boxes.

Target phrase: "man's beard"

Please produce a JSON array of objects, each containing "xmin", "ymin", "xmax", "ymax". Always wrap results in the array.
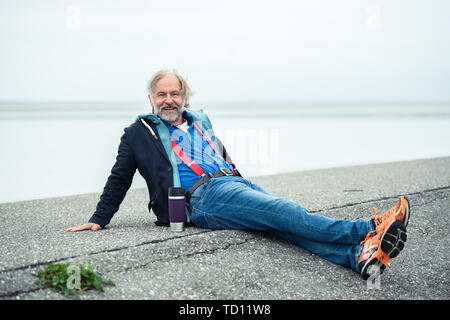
[{"xmin": 157, "ymin": 104, "xmax": 183, "ymax": 123}]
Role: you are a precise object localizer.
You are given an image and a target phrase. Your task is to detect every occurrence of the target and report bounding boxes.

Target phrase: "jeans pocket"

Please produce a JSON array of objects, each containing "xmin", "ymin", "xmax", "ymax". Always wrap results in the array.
[
  {"xmin": 190, "ymin": 179, "xmax": 213, "ymax": 204},
  {"xmin": 191, "ymin": 208, "xmax": 224, "ymax": 230}
]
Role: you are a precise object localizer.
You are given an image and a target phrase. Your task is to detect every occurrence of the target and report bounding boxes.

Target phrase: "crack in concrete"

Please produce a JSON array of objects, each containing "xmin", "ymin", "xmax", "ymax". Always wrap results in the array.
[
  {"xmin": 119, "ymin": 236, "xmax": 256, "ymax": 273},
  {"xmin": 310, "ymin": 185, "xmax": 450, "ymax": 213},
  {"xmin": 0, "ymin": 230, "xmax": 214, "ymax": 274},
  {"xmin": 0, "ymin": 233, "xmax": 255, "ymax": 298}
]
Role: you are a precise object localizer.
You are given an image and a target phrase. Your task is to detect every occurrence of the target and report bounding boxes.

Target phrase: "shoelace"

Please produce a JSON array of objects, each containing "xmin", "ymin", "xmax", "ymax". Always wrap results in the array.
[
  {"xmin": 360, "ymin": 230, "xmax": 377, "ymax": 245},
  {"xmin": 359, "ymin": 207, "xmax": 385, "ymax": 245},
  {"xmin": 370, "ymin": 207, "xmax": 396, "ymax": 234}
]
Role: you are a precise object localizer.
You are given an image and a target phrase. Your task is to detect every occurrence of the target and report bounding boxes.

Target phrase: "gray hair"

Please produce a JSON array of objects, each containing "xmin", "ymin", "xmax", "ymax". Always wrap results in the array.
[{"xmin": 146, "ymin": 69, "xmax": 193, "ymax": 108}]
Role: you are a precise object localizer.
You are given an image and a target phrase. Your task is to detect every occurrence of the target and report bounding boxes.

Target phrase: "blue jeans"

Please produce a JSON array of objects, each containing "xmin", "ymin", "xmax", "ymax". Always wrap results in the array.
[{"xmin": 187, "ymin": 175, "xmax": 374, "ymax": 272}]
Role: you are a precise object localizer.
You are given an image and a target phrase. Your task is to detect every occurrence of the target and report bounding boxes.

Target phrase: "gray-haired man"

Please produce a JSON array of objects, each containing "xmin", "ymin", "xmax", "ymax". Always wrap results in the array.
[{"xmin": 67, "ymin": 69, "xmax": 410, "ymax": 280}]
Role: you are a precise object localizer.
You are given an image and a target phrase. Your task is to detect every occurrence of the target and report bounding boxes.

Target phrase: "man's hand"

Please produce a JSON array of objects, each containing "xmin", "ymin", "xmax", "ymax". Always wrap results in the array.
[{"xmin": 65, "ymin": 223, "xmax": 101, "ymax": 232}]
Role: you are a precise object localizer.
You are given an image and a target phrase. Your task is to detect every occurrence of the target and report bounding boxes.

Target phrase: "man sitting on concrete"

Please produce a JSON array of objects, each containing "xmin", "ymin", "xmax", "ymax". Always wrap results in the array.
[{"xmin": 66, "ymin": 69, "xmax": 411, "ymax": 280}]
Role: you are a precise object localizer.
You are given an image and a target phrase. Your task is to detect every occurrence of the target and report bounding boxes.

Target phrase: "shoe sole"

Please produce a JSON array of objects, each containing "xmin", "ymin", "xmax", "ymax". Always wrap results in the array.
[
  {"xmin": 402, "ymin": 196, "xmax": 410, "ymax": 228},
  {"xmin": 380, "ymin": 220, "xmax": 407, "ymax": 258},
  {"xmin": 360, "ymin": 220, "xmax": 407, "ymax": 280}
]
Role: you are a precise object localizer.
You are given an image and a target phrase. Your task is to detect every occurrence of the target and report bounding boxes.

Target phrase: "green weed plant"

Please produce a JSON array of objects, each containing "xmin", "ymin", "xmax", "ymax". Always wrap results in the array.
[{"xmin": 36, "ymin": 259, "xmax": 114, "ymax": 298}]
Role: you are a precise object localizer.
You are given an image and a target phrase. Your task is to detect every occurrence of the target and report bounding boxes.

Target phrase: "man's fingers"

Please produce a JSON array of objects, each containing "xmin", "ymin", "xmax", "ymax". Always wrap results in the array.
[
  {"xmin": 65, "ymin": 226, "xmax": 81, "ymax": 232},
  {"xmin": 65, "ymin": 225, "xmax": 85, "ymax": 232},
  {"xmin": 66, "ymin": 223, "xmax": 101, "ymax": 232}
]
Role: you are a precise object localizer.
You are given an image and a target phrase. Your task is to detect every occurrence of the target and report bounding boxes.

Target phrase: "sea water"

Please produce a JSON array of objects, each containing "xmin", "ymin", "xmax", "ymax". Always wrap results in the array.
[{"xmin": 1, "ymin": 101, "xmax": 449, "ymax": 203}]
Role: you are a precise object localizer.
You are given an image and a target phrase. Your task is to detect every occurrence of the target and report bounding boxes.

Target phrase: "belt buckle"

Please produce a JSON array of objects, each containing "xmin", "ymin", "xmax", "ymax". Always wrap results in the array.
[{"xmin": 220, "ymin": 168, "xmax": 232, "ymax": 176}]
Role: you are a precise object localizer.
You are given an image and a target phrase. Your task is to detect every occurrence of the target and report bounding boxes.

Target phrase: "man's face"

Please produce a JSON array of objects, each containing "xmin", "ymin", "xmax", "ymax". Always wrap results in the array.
[{"xmin": 149, "ymin": 74, "xmax": 184, "ymax": 124}]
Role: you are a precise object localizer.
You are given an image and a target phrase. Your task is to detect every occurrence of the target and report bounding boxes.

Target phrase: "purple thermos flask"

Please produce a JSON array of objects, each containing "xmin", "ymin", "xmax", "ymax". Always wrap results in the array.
[{"xmin": 168, "ymin": 187, "xmax": 186, "ymax": 232}]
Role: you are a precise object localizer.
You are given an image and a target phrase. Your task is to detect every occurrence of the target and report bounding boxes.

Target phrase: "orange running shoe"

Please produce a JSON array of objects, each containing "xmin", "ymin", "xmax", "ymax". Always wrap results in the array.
[
  {"xmin": 358, "ymin": 220, "xmax": 407, "ymax": 280},
  {"xmin": 371, "ymin": 196, "xmax": 410, "ymax": 231}
]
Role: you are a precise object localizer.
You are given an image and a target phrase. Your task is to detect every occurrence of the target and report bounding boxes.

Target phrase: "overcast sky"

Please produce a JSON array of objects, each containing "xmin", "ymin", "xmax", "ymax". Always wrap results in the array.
[{"xmin": 1, "ymin": 0, "xmax": 449, "ymax": 102}]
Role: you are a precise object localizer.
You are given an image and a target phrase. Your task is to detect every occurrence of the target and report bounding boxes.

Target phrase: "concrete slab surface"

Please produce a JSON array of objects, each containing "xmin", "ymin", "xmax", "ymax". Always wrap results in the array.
[{"xmin": 1, "ymin": 156, "xmax": 449, "ymax": 300}]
